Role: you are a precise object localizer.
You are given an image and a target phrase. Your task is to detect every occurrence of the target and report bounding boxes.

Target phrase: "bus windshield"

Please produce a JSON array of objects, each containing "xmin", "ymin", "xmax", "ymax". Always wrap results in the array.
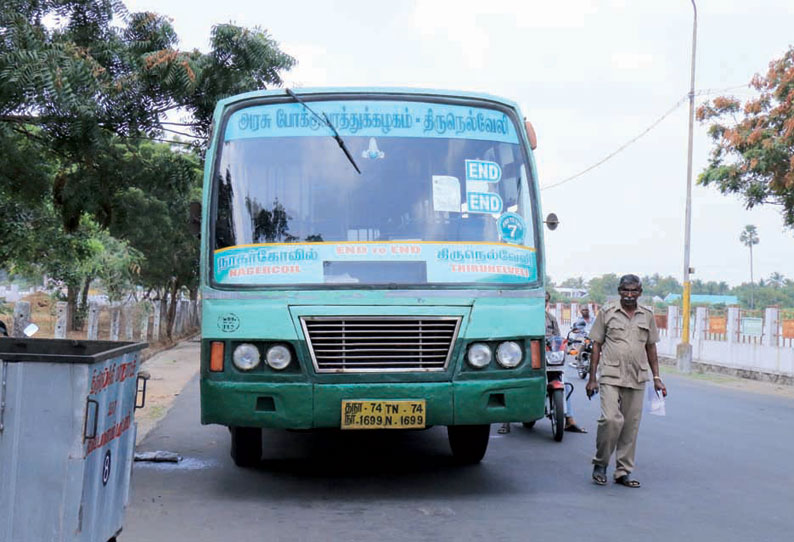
[{"xmin": 212, "ymin": 98, "xmax": 539, "ymax": 287}]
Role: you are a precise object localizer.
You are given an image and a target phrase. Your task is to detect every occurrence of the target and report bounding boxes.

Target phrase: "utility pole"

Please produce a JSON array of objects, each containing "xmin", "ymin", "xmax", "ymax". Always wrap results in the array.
[{"xmin": 677, "ymin": 0, "xmax": 697, "ymax": 374}]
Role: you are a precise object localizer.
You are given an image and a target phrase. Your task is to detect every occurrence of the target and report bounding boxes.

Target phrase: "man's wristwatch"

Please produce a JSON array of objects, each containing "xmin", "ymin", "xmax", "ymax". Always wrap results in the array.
[{"xmin": 653, "ymin": 376, "xmax": 662, "ymax": 381}]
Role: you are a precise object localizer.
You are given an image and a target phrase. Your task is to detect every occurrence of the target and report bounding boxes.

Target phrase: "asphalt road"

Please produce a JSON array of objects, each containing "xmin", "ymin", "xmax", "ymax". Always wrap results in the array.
[{"xmin": 125, "ymin": 365, "xmax": 794, "ymax": 542}]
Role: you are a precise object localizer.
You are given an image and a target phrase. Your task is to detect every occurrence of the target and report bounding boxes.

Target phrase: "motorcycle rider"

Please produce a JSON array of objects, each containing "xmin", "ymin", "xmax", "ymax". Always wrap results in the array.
[
  {"xmin": 572, "ymin": 306, "xmax": 595, "ymax": 335},
  {"xmin": 569, "ymin": 306, "xmax": 594, "ymax": 370}
]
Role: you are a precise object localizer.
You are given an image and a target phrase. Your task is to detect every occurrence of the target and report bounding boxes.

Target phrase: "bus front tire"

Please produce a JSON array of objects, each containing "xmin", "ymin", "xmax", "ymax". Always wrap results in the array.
[
  {"xmin": 447, "ymin": 424, "xmax": 490, "ymax": 465},
  {"xmin": 230, "ymin": 426, "xmax": 262, "ymax": 467}
]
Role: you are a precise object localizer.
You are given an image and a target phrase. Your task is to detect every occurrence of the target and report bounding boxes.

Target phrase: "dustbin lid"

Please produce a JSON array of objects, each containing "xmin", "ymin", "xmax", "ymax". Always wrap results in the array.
[{"xmin": 0, "ymin": 338, "xmax": 148, "ymax": 364}]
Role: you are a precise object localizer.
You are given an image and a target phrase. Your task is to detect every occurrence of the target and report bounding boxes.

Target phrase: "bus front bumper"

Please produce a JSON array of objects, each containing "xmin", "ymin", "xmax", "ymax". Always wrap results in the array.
[{"xmin": 200, "ymin": 376, "xmax": 546, "ymax": 429}]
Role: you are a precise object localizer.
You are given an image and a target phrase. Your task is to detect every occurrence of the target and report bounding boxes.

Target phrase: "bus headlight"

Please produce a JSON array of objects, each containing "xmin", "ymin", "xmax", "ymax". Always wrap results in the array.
[
  {"xmin": 232, "ymin": 343, "xmax": 261, "ymax": 371},
  {"xmin": 496, "ymin": 341, "xmax": 523, "ymax": 368},
  {"xmin": 266, "ymin": 344, "xmax": 292, "ymax": 370},
  {"xmin": 466, "ymin": 343, "xmax": 492, "ymax": 369}
]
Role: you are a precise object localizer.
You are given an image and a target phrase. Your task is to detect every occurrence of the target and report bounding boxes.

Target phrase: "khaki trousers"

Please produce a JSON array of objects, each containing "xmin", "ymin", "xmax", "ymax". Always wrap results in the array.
[{"xmin": 592, "ymin": 383, "xmax": 645, "ymax": 479}]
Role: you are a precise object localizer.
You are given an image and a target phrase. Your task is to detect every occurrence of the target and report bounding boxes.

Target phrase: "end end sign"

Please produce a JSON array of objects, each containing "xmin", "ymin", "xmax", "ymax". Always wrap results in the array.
[
  {"xmin": 465, "ymin": 160, "xmax": 502, "ymax": 182},
  {"xmin": 467, "ymin": 192, "xmax": 503, "ymax": 213}
]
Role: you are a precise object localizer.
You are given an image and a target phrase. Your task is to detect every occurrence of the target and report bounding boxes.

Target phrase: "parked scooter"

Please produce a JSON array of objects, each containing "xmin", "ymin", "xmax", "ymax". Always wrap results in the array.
[{"xmin": 566, "ymin": 329, "xmax": 593, "ymax": 380}]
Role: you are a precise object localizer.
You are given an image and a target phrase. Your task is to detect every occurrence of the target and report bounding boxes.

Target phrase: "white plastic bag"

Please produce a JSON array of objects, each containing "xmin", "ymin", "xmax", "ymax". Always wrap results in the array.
[{"xmin": 645, "ymin": 381, "xmax": 666, "ymax": 416}]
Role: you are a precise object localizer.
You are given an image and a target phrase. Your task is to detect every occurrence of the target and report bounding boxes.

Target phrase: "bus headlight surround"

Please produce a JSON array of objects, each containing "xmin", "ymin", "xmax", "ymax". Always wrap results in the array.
[
  {"xmin": 467, "ymin": 343, "xmax": 492, "ymax": 369},
  {"xmin": 232, "ymin": 343, "xmax": 261, "ymax": 371},
  {"xmin": 266, "ymin": 344, "xmax": 292, "ymax": 370},
  {"xmin": 496, "ymin": 341, "xmax": 523, "ymax": 368}
]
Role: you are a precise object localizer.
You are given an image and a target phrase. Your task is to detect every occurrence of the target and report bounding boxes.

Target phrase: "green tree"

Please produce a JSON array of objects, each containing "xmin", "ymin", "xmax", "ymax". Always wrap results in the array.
[
  {"xmin": 697, "ymin": 47, "xmax": 794, "ymax": 229},
  {"xmin": 768, "ymin": 272, "xmax": 786, "ymax": 288},
  {"xmin": 739, "ymin": 224, "xmax": 760, "ymax": 308},
  {"xmin": 559, "ymin": 276, "xmax": 587, "ymax": 289},
  {"xmin": 732, "ymin": 280, "xmax": 794, "ymax": 309},
  {"xmin": 108, "ymin": 140, "xmax": 202, "ymax": 337},
  {"xmin": 7, "ymin": 204, "xmax": 140, "ymax": 328},
  {"xmin": 640, "ymin": 273, "xmax": 682, "ymax": 299},
  {"xmin": 1, "ymin": 1, "xmax": 295, "ymax": 329},
  {"xmin": 1, "ymin": 1, "xmax": 294, "ymax": 231},
  {"xmin": 586, "ymin": 274, "xmax": 620, "ymax": 304}
]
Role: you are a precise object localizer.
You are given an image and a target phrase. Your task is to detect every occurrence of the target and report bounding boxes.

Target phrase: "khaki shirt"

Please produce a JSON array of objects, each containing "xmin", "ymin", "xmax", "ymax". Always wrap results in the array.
[{"xmin": 589, "ymin": 302, "xmax": 659, "ymax": 389}]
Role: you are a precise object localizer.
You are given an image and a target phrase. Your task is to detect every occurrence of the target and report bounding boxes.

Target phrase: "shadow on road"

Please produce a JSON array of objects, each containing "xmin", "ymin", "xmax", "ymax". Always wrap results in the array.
[{"xmin": 207, "ymin": 426, "xmax": 526, "ymax": 501}]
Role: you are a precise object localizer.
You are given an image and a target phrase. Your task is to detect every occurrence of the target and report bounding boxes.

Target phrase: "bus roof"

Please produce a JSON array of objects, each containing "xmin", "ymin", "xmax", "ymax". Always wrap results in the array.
[{"xmin": 214, "ymin": 87, "xmax": 522, "ymax": 113}]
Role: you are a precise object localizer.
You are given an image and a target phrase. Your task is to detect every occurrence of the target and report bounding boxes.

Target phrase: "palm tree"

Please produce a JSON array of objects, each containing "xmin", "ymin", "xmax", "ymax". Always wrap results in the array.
[
  {"xmin": 739, "ymin": 225, "xmax": 760, "ymax": 308},
  {"xmin": 768, "ymin": 272, "xmax": 786, "ymax": 289}
]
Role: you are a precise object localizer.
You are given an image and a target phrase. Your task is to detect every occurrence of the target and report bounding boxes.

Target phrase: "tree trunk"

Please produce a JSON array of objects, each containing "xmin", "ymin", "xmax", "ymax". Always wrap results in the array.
[
  {"xmin": 76, "ymin": 275, "xmax": 92, "ymax": 330},
  {"xmin": 67, "ymin": 282, "xmax": 79, "ymax": 331},
  {"xmin": 166, "ymin": 278, "xmax": 181, "ymax": 340},
  {"xmin": 749, "ymin": 245, "xmax": 754, "ymax": 309}
]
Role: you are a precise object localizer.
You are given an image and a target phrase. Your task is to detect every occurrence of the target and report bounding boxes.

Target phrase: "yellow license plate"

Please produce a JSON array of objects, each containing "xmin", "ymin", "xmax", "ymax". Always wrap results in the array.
[{"xmin": 341, "ymin": 400, "xmax": 426, "ymax": 430}]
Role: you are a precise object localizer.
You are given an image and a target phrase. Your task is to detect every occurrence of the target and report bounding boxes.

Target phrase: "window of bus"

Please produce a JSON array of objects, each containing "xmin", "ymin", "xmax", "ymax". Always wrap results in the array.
[{"xmin": 212, "ymin": 99, "xmax": 539, "ymax": 287}]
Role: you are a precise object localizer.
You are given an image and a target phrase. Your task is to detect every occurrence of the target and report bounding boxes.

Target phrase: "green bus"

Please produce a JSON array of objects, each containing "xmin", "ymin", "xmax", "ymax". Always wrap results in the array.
[{"xmin": 198, "ymin": 87, "xmax": 550, "ymax": 466}]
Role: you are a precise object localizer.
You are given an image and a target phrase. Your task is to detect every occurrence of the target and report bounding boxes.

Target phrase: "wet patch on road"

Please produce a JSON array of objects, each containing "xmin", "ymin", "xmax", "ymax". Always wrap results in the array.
[{"xmin": 134, "ymin": 456, "xmax": 221, "ymax": 471}]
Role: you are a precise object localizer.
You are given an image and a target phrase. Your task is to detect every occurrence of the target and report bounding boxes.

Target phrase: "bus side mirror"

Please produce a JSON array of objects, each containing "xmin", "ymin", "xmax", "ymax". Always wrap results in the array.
[
  {"xmin": 524, "ymin": 120, "xmax": 538, "ymax": 150},
  {"xmin": 544, "ymin": 213, "xmax": 559, "ymax": 231},
  {"xmin": 189, "ymin": 201, "xmax": 202, "ymax": 237}
]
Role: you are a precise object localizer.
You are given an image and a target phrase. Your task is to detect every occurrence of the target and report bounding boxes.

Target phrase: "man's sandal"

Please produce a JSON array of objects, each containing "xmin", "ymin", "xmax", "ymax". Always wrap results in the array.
[
  {"xmin": 615, "ymin": 475, "xmax": 641, "ymax": 488},
  {"xmin": 565, "ymin": 423, "xmax": 587, "ymax": 433},
  {"xmin": 497, "ymin": 423, "xmax": 511, "ymax": 434},
  {"xmin": 592, "ymin": 465, "xmax": 607, "ymax": 485}
]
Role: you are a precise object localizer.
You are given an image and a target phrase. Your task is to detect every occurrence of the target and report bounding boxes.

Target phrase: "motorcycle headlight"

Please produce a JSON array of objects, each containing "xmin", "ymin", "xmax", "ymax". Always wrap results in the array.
[
  {"xmin": 466, "ymin": 343, "xmax": 492, "ymax": 369},
  {"xmin": 545, "ymin": 351, "xmax": 565, "ymax": 366},
  {"xmin": 232, "ymin": 343, "xmax": 261, "ymax": 371},
  {"xmin": 266, "ymin": 344, "xmax": 292, "ymax": 370},
  {"xmin": 495, "ymin": 341, "xmax": 523, "ymax": 368}
]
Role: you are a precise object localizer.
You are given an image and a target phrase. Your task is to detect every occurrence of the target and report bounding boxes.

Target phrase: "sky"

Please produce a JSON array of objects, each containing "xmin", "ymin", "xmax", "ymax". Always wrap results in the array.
[{"xmin": 125, "ymin": 0, "xmax": 794, "ymax": 286}]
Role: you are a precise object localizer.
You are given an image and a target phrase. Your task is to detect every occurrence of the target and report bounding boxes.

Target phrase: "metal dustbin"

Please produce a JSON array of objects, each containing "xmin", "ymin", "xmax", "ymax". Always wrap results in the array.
[{"xmin": 0, "ymin": 338, "xmax": 148, "ymax": 542}]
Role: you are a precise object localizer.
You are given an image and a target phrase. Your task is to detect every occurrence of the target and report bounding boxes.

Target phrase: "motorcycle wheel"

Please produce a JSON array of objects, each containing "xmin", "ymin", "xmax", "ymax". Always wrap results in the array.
[
  {"xmin": 549, "ymin": 389, "xmax": 565, "ymax": 442},
  {"xmin": 578, "ymin": 355, "xmax": 590, "ymax": 379}
]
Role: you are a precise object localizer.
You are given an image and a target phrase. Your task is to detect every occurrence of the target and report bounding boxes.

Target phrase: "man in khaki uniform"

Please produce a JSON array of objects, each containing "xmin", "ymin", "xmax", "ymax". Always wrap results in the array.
[{"xmin": 586, "ymin": 274, "xmax": 667, "ymax": 488}]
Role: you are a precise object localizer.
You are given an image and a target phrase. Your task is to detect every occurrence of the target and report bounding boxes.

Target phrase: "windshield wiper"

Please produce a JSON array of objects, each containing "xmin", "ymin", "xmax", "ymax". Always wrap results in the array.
[{"xmin": 285, "ymin": 88, "xmax": 361, "ymax": 174}]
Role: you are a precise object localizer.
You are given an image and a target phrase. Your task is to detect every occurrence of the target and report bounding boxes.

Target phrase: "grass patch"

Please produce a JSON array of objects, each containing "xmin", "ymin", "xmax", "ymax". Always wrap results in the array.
[
  {"xmin": 146, "ymin": 405, "xmax": 166, "ymax": 419},
  {"xmin": 662, "ymin": 364, "xmax": 748, "ymax": 385}
]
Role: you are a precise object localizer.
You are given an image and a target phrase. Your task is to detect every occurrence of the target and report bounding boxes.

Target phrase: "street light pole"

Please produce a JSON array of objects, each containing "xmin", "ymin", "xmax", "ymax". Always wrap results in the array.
[{"xmin": 677, "ymin": 0, "xmax": 697, "ymax": 373}]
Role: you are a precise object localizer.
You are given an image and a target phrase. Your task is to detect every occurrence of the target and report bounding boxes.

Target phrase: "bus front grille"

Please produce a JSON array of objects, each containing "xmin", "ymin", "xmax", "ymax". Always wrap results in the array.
[{"xmin": 300, "ymin": 316, "xmax": 461, "ymax": 373}]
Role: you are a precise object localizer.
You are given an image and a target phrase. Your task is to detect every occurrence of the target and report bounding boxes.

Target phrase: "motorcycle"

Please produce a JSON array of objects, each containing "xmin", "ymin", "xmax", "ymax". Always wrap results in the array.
[
  {"xmin": 543, "ymin": 336, "xmax": 569, "ymax": 442},
  {"xmin": 566, "ymin": 329, "xmax": 593, "ymax": 380}
]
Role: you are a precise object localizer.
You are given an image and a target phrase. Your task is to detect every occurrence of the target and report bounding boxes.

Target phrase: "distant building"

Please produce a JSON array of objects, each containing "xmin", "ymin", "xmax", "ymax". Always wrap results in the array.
[
  {"xmin": 556, "ymin": 287, "xmax": 588, "ymax": 298},
  {"xmin": 663, "ymin": 294, "xmax": 739, "ymax": 305}
]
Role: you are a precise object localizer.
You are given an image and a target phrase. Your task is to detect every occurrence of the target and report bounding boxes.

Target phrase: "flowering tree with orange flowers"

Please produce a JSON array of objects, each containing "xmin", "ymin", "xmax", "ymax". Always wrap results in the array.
[{"xmin": 697, "ymin": 47, "xmax": 794, "ymax": 229}]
